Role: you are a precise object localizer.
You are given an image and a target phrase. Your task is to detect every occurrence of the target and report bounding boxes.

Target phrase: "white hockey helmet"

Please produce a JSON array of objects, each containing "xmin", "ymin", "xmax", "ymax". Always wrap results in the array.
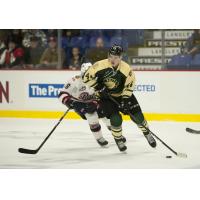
[{"xmin": 80, "ymin": 62, "xmax": 92, "ymax": 78}]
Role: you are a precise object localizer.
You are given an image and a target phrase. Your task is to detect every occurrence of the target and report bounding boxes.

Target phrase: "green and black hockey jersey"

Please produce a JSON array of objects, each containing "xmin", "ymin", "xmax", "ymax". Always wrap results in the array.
[{"xmin": 82, "ymin": 59, "xmax": 135, "ymax": 98}]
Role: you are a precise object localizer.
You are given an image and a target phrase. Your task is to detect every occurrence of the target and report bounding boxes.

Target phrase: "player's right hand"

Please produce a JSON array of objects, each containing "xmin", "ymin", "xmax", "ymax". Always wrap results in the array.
[
  {"xmin": 64, "ymin": 98, "xmax": 74, "ymax": 109},
  {"xmin": 97, "ymin": 88, "xmax": 110, "ymax": 99}
]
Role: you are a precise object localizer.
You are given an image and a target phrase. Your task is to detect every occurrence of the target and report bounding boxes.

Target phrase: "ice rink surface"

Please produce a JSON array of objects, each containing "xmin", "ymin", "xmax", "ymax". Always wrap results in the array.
[{"xmin": 0, "ymin": 118, "xmax": 200, "ymax": 169}]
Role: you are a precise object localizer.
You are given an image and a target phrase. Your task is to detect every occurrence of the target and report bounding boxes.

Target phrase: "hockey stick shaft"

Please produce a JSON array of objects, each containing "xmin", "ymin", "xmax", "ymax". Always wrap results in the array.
[
  {"xmin": 36, "ymin": 108, "xmax": 70, "ymax": 151},
  {"xmin": 108, "ymin": 95, "xmax": 186, "ymax": 157},
  {"xmin": 18, "ymin": 108, "xmax": 70, "ymax": 154}
]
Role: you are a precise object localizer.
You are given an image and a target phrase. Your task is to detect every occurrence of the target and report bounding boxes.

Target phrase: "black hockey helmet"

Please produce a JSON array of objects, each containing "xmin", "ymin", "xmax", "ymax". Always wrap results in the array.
[{"xmin": 109, "ymin": 44, "xmax": 123, "ymax": 56}]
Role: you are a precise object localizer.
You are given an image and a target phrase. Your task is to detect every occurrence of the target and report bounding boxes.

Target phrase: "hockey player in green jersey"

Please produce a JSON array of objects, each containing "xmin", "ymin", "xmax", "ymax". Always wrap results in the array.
[{"xmin": 82, "ymin": 44, "xmax": 156, "ymax": 152}]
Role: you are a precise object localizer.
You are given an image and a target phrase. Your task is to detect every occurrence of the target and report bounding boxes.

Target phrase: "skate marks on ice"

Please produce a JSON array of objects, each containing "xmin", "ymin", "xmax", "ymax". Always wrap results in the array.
[
  {"xmin": 0, "ymin": 132, "xmax": 151, "ymax": 168},
  {"xmin": 0, "ymin": 118, "xmax": 200, "ymax": 168}
]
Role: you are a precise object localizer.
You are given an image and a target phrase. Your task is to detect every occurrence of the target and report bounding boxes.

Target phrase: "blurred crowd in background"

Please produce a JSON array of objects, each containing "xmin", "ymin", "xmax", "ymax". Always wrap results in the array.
[{"xmin": 0, "ymin": 29, "xmax": 200, "ymax": 70}]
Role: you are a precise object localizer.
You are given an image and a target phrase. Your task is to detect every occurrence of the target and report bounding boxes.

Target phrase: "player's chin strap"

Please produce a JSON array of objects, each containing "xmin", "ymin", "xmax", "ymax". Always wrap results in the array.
[{"xmin": 108, "ymin": 95, "xmax": 187, "ymax": 158}]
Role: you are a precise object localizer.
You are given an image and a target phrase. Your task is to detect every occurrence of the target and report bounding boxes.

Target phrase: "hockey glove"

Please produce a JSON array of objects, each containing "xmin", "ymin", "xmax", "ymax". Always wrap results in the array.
[
  {"xmin": 120, "ymin": 98, "xmax": 131, "ymax": 114},
  {"xmin": 65, "ymin": 98, "xmax": 74, "ymax": 109},
  {"xmin": 97, "ymin": 88, "xmax": 110, "ymax": 99},
  {"xmin": 85, "ymin": 101, "xmax": 98, "ymax": 113}
]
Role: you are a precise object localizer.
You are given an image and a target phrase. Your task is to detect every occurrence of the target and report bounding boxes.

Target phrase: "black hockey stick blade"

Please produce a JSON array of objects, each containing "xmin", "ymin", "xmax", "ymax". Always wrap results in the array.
[
  {"xmin": 186, "ymin": 128, "xmax": 200, "ymax": 134},
  {"xmin": 18, "ymin": 109, "xmax": 70, "ymax": 155},
  {"xmin": 18, "ymin": 148, "xmax": 38, "ymax": 154}
]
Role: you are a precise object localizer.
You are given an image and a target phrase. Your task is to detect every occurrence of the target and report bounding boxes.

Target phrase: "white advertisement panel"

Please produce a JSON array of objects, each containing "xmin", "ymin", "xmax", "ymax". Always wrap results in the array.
[
  {"xmin": 133, "ymin": 72, "xmax": 161, "ymax": 112},
  {"xmin": 138, "ymin": 47, "xmax": 181, "ymax": 57},
  {"xmin": 136, "ymin": 71, "xmax": 200, "ymax": 114},
  {"xmin": 0, "ymin": 71, "xmax": 78, "ymax": 111},
  {"xmin": 153, "ymin": 30, "xmax": 193, "ymax": 40},
  {"xmin": 0, "ymin": 70, "xmax": 200, "ymax": 114}
]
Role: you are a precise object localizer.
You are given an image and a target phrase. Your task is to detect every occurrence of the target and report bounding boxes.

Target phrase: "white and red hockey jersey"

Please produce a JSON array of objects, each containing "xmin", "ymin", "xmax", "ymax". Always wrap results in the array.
[{"xmin": 59, "ymin": 75, "xmax": 95, "ymax": 105}]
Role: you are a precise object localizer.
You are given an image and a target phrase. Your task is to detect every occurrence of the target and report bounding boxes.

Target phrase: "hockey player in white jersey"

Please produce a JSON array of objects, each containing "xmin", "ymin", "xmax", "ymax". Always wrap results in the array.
[{"xmin": 58, "ymin": 63, "xmax": 111, "ymax": 147}]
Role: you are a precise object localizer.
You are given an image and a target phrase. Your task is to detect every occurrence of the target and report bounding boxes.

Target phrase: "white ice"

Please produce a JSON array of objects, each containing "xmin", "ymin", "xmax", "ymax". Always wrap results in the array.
[{"xmin": 0, "ymin": 118, "xmax": 200, "ymax": 168}]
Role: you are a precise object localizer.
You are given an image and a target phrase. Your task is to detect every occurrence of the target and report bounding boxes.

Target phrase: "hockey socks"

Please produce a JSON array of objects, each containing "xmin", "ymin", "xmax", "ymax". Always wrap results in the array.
[
  {"xmin": 90, "ymin": 123, "xmax": 108, "ymax": 146},
  {"xmin": 131, "ymin": 112, "xmax": 156, "ymax": 148},
  {"xmin": 110, "ymin": 114, "xmax": 127, "ymax": 151}
]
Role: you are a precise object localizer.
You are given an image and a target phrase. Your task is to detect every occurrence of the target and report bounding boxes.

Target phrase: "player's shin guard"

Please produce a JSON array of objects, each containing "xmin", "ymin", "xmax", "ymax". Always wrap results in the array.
[
  {"xmin": 89, "ymin": 123, "xmax": 108, "ymax": 146},
  {"xmin": 110, "ymin": 114, "xmax": 127, "ymax": 151},
  {"xmin": 111, "ymin": 126, "xmax": 127, "ymax": 152},
  {"xmin": 138, "ymin": 120, "xmax": 157, "ymax": 148},
  {"xmin": 86, "ymin": 113, "xmax": 108, "ymax": 146},
  {"xmin": 131, "ymin": 112, "xmax": 156, "ymax": 148},
  {"xmin": 102, "ymin": 117, "xmax": 126, "ymax": 143}
]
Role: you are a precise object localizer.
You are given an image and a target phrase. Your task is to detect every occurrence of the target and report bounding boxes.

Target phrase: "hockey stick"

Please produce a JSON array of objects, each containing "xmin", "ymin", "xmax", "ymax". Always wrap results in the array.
[
  {"xmin": 108, "ymin": 95, "xmax": 187, "ymax": 158},
  {"xmin": 18, "ymin": 108, "xmax": 70, "ymax": 154},
  {"xmin": 186, "ymin": 128, "xmax": 200, "ymax": 134}
]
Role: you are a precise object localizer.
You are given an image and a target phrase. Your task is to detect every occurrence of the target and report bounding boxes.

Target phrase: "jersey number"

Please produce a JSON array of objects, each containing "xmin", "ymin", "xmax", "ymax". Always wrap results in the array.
[{"xmin": 65, "ymin": 83, "xmax": 71, "ymax": 89}]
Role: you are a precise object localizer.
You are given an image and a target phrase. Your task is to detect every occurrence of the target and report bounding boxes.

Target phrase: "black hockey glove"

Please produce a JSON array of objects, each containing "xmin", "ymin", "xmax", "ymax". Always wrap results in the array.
[
  {"xmin": 65, "ymin": 98, "xmax": 74, "ymax": 109},
  {"xmin": 120, "ymin": 98, "xmax": 131, "ymax": 115},
  {"xmin": 97, "ymin": 88, "xmax": 110, "ymax": 99},
  {"xmin": 85, "ymin": 101, "xmax": 98, "ymax": 114}
]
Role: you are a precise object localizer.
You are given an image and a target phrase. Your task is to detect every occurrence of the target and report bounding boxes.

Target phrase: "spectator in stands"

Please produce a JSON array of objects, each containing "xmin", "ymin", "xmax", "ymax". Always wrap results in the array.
[
  {"xmin": 0, "ymin": 40, "xmax": 6, "ymax": 52},
  {"xmin": 84, "ymin": 37, "xmax": 108, "ymax": 63},
  {"xmin": 22, "ymin": 29, "xmax": 47, "ymax": 48},
  {"xmin": 0, "ymin": 37, "xmax": 24, "ymax": 68},
  {"xmin": 184, "ymin": 29, "xmax": 200, "ymax": 56},
  {"xmin": 9, "ymin": 29, "xmax": 23, "ymax": 47},
  {"xmin": 46, "ymin": 29, "xmax": 57, "ymax": 38},
  {"xmin": 0, "ymin": 35, "xmax": 6, "ymax": 67},
  {"xmin": 39, "ymin": 36, "xmax": 66, "ymax": 69},
  {"xmin": 96, "ymin": 37, "xmax": 104, "ymax": 48},
  {"xmin": 64, "ymin": 29, "xmax": 80, "ymax": 39},
  {"xmin": 24, "ymin": 36, "xmax": 44, "ymax": 68},
  {"xmin": 68, "ymin": 47, "xmax": 82, "ymax": 70}
]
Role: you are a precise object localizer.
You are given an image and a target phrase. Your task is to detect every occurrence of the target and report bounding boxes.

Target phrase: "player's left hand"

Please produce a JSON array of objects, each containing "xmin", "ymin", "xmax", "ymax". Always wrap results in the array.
[{"xmin": 120, "ymin": 98, "xmax": 130, "ymax": 114}]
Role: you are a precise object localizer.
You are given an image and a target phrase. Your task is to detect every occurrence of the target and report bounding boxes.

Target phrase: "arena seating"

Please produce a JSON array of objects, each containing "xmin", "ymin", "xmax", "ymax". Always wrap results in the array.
[
  {"xmin": 191, "ymin": 53, "xmax": 200, "ymax": 67},
  {"xmin": 1, "ymin": 29, "xmax": 199, "ymax": 70},
  {"xmin": 68, "ymin": 29, "xmax": 200, "ymax": 70},
  {"xmin": 167, "ymin": 54, "xmax": 192, "ymax": 69}
]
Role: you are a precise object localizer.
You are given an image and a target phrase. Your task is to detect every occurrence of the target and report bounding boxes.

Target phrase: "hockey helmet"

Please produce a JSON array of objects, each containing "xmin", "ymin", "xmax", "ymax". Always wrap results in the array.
[
  {"xmin": 81, "ymin": 62, "xmax": 92, "ymax": 78},
  {"xmin": 109, "ymin": 44, "xmax": 123, "ymax": 56}
]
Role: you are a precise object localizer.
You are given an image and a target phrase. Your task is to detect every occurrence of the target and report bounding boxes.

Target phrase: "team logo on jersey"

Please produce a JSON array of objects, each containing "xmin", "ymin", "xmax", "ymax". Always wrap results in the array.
[
  {"xmin": 103, "ymin": 68, "xmax": 117, "ymax": 79},
  {"xmin": 103, "ymin": 78, "xmax": 119, "ymax": 89},
  {"xmin": 79, "ymin": 92, "xmax": 89, "ymax": 100}
]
